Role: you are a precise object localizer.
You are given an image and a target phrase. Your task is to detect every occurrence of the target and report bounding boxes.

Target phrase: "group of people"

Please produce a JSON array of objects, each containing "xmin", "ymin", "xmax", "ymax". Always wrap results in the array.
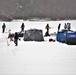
[
  {"xmin": 2, "ymin": 23, "xmax": 25, "ymax": 46},
  {"xmin": 2, "ymin": 23, "xmax": 25, "ymax": 33},
  {"xmin": 2, "ymin": 22, "xmax": 71, "ymax": 46},
  {"xmin": 2, "ymin": 23, "xmax": 52, "ymax": 46},
  {"xmin": 64, "ymin": 23, "xmax": 71, "ymax": 30},
  {"xmin": 58, "ymin": 23, "xmax": 71, "ymax": 32},
  {"xmin": 1, "ymin": 22, "xmax": 53, "ymax": 46}
]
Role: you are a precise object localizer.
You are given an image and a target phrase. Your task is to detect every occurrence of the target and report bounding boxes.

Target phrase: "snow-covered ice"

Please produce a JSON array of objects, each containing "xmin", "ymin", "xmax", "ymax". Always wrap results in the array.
[{"xmin": 0, "ymin": 20, "xmax": 76, "ymax": 75}]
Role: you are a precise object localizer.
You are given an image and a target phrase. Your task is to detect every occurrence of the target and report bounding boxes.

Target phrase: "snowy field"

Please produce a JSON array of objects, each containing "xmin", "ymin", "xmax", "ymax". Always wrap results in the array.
[{"xmin": 0, "ymin": 20, "xmax": 76, "ymax": 75}]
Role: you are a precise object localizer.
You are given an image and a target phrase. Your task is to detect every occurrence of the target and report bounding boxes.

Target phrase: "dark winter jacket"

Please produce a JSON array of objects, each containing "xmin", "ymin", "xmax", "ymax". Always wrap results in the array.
[
  {"xmin": 2, "ymin": 24, "xmax": 6, "ymax": 29},
  {"xmin": 14, "ymin": 32, "xmax": 18, "ymax": 40},
  {"xmin": 21, "ymin": 23, "xmax": 25, "ymax": 28},
  {"xmin": 58, "ymin": 24, "xmax": 61, "ymax": 31}
]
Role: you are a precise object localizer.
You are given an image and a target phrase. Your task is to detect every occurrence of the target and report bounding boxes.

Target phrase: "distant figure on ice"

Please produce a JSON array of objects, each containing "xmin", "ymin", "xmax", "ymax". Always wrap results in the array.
[
  {"xmin": 67, "ymin": 23, "xmax": 71, "ymax": 30},
  {"xmin": 58, "ymin": 23, "xmax": 61, "ymax": 32},
  {"xmin": 20, "ymin": 23, "xmax": 25, "ymax": 32},
  {"xmin": 2, "ymin": 23, "xmax": 6, "ymax": 33},
  {"xmin": 45, "ymin": 24, "xmax": 51, "ymax": 36},
  {"xmin": 64, "ymin": 23, "xmax": 71, "ymax": 30},
  {"xmin": 64, "ymin": 23, "xmax": 67, "ymax": 30},
  {"xmin": 14, "ymin": 32, "xmax": 20, "ymax": 46}
]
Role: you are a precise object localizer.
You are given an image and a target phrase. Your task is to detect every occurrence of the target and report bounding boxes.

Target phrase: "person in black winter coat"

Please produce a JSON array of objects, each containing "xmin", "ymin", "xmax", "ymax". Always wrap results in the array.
[
  {"xmin": 2, "ymin": 23, "xmax": 6, "ymax": 33},
  {"xmin": 14, "ymin": 32, "xmax": 20, "ymax": 46},
  {"xmin": 67, "ymin": 23, "xmax": 71, "ymax": 30},
  {"xmin": 64, "ymin": 23, "xmax": 67, "ymax": 30},
  {"xmin": 58, "ymin": 23, "xmax": 61, "ymax": 32},
  {"xmin": 21, "ymin": 23, "xmax": 25, "ymax": 32}
]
